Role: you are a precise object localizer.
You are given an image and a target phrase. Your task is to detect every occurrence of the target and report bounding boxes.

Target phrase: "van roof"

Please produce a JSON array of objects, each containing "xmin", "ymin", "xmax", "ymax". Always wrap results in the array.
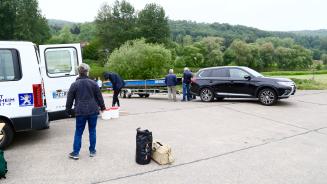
[{"xmin": 0, "ymin": 41, "xmax": 34, "ymax": 47}]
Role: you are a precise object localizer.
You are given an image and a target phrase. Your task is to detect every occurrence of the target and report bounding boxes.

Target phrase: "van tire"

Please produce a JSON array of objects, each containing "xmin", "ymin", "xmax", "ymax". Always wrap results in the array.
[{"xmin": 0, "ymin": 119, "xmax": 14, "ymax": 149}]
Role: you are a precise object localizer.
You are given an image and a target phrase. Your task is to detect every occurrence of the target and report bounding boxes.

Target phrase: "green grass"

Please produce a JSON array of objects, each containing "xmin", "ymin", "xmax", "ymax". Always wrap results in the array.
[
  {"xmin": 265, "ymin": 73, "xmax": 327, "ymax": 90},
  {"xmin": 262, "ymin": 70, "xmax": 327, "ymax": 76}
]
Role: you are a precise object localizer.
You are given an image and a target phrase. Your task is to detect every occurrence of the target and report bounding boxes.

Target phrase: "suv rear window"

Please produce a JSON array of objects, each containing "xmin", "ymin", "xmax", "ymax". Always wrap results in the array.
[
  {"xmin": 0, "ymin": 49, "xmax": 21, "ymax": 81},
  {"xmin": 198, "ymin": 70, "xmax": 212, "ymax": 77}
]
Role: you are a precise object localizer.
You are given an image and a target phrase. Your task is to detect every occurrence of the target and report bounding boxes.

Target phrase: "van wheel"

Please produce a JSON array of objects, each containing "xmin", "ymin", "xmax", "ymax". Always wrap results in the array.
[
  {"xmin": 258, "ymin": 88, "xmax": 277, "ymax": 106},
  {"xmin": 200, "ymin": 88, "xmax": 214, "ymax": 102},
  {"xmin": 0, "ymin": 119, "xmax": 14, "ymax": 149}
]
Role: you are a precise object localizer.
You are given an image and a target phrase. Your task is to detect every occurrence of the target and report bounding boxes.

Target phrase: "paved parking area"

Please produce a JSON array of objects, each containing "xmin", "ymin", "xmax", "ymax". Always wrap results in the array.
[{"xmin": 3, "ymin": 90, "xmax": 327, "ymax": 184}]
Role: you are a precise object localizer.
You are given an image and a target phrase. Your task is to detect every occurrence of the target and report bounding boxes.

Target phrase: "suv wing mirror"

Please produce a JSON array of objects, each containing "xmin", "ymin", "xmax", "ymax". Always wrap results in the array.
[{"xmin": 244, "ymin": 75, "xmax": 251, "ymax": 80}]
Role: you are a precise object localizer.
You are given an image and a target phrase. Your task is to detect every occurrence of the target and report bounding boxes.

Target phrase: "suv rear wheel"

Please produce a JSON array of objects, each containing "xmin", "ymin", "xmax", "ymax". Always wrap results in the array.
[
  {"xmin": 258, "ymin": 88, "xmax": 277, "ymax": 106},
  {"xmin": 0, "ymin": 119, "xmax": 14, "ymax": 149},
  {"xmin": 200, "ymin": 88, "xmax": 214, "ymax": 102}
]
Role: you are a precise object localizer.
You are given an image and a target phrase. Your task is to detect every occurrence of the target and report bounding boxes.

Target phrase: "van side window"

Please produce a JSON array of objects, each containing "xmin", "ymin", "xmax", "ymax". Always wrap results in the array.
[
  {"xmin": 45, "ymin": 48, "xmax": 78, "ymax": 77},
  {"xmin": 0, "ymin": 49, "xmax": 21, "ymax": 81}
]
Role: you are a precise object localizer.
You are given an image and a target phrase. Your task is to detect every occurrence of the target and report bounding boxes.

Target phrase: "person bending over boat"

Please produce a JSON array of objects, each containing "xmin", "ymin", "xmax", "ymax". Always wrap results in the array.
[{"xmin": 104, "ymin": 72, "xmax": 125, "ymax": 107}]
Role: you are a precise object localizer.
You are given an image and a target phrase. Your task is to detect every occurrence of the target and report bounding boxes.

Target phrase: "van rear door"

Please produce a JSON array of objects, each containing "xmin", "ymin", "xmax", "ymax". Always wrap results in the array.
[{"xmin": 39, "ymin": 44, "xmax": 82, "ymax": 114}]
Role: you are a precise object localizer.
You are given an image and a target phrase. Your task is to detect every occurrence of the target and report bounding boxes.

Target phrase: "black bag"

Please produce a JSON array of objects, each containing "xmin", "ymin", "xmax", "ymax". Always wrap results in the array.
[
  {"xmin": 135, "ymin": 128, "xmax": 152, "ymax": 165},
  {"xmin": 0, "ymin": 150, "xmax": 7, "ymax": 179}
]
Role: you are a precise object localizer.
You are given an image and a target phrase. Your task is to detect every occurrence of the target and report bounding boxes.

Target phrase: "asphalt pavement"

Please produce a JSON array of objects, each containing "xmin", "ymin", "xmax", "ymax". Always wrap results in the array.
[{"xmin": 3, "ymin": 90, "xmax": 327, "ymax": 184}]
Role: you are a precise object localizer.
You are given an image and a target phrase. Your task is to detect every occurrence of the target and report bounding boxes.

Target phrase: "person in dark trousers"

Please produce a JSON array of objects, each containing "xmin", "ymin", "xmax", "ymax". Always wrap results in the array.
[
  {"xmin": 182, "ymin": 67, "xmax": 193, "ymax": 101},
  {"xmin": 164, "ymin": 69, "xmax": 177, "ymax": 101},
  {"xmin": 104, "ymin": 72, "xmax": 125, "ymax": 107},
  {"xmin": 66, "ymin": 63, "xmax": 106, "ymax": 160}
]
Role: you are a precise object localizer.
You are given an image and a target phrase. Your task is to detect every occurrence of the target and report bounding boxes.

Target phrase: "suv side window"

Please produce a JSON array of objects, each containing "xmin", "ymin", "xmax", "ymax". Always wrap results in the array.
[
  {"xmin": 210, "ymin": 68, "xmax": 229, "ymax": 78},
  {"xmin": 198, "ymin": 70, "xmax": 212, "ymax": 77},
  {"xmin": 0, "ymin": 49, "xmax": 21, "ymax": 81},
  {"xmin": 229, "ymin": 68, "xmax": 249, "ymax": 79}
]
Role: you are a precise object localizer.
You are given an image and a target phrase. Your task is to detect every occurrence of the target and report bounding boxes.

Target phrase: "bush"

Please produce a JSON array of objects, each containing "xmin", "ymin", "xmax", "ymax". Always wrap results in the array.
[
  {"xmin": 89, "ymin": 63, "xmax": 106, "ymax": 80},
  {"xmin": 107, "ymin": 39, "xmax": 172, "ymax": 79}
]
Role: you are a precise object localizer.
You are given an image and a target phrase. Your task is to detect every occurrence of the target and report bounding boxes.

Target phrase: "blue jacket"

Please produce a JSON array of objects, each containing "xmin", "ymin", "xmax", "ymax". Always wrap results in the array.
[
  {"xmin": 165, "ymin": 74, "xmax": 177, "ymax": 86},
  {"xmin": 66, "ymin": 76, "xmax": 106, "ymax": 116},
  {"xmin": 183, "ymin": 71, "xmax": 193, "ymax": 84},
  {"xmin": 104, "ymin": 72, "xmax": 125, "ymax": 91}
]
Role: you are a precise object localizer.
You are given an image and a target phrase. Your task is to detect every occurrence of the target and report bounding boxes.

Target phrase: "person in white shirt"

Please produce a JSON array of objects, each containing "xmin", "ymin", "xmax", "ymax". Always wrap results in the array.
[{"xmin": 97, "ymin": 77, "xmax": 103, "ymax": 90}]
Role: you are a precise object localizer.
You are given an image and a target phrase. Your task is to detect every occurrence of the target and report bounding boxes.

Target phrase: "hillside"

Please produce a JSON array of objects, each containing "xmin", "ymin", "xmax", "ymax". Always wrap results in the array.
[
  {"xmin": 47, "ymin": 19, "xmax": 326, "ymax": 53},
  {"xmin": 48, "ymin": 19, "xmax": 76, "ymax": 28},
  {"xmin": 291, "ymin": 29, "xmax": 327, "ymax": 37}
]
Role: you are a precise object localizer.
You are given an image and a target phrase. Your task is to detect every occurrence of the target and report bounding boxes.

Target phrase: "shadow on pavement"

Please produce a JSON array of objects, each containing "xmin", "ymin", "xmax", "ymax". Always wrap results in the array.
[{"xmin": 7, "ymin": 129, "xmax": 50, "ymax": 150}]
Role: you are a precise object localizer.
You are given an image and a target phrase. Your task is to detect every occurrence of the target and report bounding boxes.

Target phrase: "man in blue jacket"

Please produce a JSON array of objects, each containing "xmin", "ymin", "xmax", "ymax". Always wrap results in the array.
[
  {"xmin": 66, "ymin": 63, "xmax": 106, "ymax": 160},
  {"xmin": 164, "ymin": 69, "xmax": 177, "ymax": 101},
  {"xmin": 104, "ymin": 72, "xmax": 125, "ymax": 107},
  {"xmin": 182, "ymin": 67, "xmax": 193, "ymax": 101}
]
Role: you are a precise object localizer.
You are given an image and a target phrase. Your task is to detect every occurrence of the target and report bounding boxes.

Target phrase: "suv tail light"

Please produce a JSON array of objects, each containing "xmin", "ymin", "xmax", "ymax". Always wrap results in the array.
[
  {"xmin": 191, "ymin": 77, "xmax": 197, "ymax": 83},
  {"xmin": 33, "ymin": 84, "xmax": 43, "ymax": 108}
]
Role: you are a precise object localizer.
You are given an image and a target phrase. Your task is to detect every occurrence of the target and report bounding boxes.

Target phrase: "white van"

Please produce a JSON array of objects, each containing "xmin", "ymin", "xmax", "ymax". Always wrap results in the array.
[{"xmin": 0, "ymin": 41, "xmax": 82, "ymax": 148}]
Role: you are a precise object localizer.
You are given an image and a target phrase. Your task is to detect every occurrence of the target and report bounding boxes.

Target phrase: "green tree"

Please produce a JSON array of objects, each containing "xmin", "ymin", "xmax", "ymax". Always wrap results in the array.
[
  {"xmin": 108, "ymin": 39, "xmax": 172, "ymax": 79},
  {"xmin": 137, "ymin": 3, "xmax": 170, "ymax": 44},
  {"xmin": 0, "ymin": 0, "xmax": 50, "ymax": 43},
  {"xmin": 320, "ymin": 38, "xmax": 327, "ymax": 52},
  {"xmin": 182, "ymin": 35, "xmax": 193, "ymax": 46},
  {"xmin": 181, "ymin": 45, "xmax": 204, "ymax": 67},
  {"xmin": 259, "ymin": 42, "xmax": 275, "ymax": 70},
  {"xmin": 78, "ymin": 22, "xmax": 97, "ymax": 42},
  {"xmin": 47, "ymin": 26, "xmax": 77, "ymax": 44},
  {"xmin": 197, "ymin": 37, "xmax": 224, "ymax": 67},
  {"xmin": 82, "ymin": 40, "xmax": 101, "ymax": 61},
  {"xmin": 321, "ymin": 53, "xmax": 327, "ymax": 65},
  {"xmin": 226, "ymin": 40, "xmax": 252, "ymax": 67},
  {"xmin": 96, "ymin": 0, "xmax": 137, "ymax": 51}
]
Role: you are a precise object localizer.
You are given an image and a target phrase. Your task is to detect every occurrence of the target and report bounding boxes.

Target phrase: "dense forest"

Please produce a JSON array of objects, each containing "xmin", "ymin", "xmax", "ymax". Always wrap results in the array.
[{"xmin": 1, "ymin": 0, "xmax": 327, "ymax": 79}]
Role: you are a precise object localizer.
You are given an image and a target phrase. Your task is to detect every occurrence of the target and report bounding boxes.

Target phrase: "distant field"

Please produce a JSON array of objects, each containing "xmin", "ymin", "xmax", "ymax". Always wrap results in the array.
[
  {"xmin": 265, "ymin": 74, "xmax": 327, "ymax": 90},
  {"xmin": 262, "ymin": 70, "xmax": 327, "ymax": 76}
]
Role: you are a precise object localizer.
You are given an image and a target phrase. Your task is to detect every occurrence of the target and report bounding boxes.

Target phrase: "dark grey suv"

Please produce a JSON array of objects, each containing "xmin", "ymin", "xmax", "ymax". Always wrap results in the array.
[{"xmin": 190, "ymin": 66, "xmax": 296, "ymax": 105}]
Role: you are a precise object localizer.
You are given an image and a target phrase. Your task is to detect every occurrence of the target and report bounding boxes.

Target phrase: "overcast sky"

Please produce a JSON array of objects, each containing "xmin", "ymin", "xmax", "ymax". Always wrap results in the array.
[{"xmin": 38, "ymin": 0, "xmax": 326, "ymax": 31}]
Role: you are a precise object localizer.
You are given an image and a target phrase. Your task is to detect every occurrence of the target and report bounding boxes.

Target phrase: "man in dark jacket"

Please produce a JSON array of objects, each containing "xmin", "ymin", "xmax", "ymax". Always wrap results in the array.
[
  {"xmin": 164, "ymin": 69, "xmax": 177, "ymax": 101},
  {"xmin": 66, "ymin": 63, "xmax": 106, "ymax": 160},
  {"xmin": 182, "ymin": 67, "xmax": 193, "ymax": 101},
  {"xmin": 104, "ymin": 72, "xmax": 125, "ymax": 107}
]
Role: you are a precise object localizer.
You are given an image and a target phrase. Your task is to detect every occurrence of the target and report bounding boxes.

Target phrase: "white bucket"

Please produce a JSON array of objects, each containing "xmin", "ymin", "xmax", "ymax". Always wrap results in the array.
[
  {"xmin": 110, "ymin": 107, "xmax": 119, "ymax": 118},
  {"xmin": 101, "ymin": 109, "xmax": 112, "ymax": 120}
]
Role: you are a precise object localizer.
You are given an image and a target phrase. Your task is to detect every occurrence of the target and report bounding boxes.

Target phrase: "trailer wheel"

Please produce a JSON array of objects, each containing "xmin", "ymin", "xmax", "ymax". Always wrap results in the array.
[
  {"xmin": 128, "ymin": 94, "xmax": 132, "ymax": 98},
  {"xmin": 0, "ymin": 119, "xmax": 14, "ymax": 149},
  {"xmin": 145, "ymin": 94, "xmax": 150, "ymax": 98},
  {"xmin": 139, "ymin": 94, "xmax": 144, "ymax": 98}
]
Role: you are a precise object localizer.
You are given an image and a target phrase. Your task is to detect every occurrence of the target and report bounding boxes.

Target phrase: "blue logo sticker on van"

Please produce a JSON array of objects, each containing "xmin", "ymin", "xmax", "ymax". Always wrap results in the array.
[{"xmin": 18, "ymin": 93, "xmax": 34, "ymax": 107}]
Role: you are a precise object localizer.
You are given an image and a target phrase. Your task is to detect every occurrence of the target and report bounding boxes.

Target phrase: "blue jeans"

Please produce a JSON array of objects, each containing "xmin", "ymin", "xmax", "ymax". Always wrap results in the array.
[
  {"xmin": 73, "ymin": 114, "xmax": 98, "ymax": 154},
  {"xmin": 182, "ymin": 83, "xmax": 191, "ymax": 101}
]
